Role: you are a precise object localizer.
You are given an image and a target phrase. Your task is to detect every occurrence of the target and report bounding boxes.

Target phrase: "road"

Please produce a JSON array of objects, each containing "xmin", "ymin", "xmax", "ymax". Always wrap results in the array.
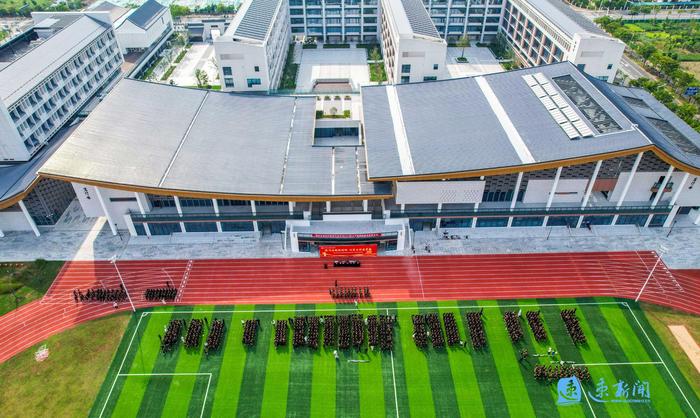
[{"xmin": 619, "ymin": 53, "xmax": 654, "ymax": 80}]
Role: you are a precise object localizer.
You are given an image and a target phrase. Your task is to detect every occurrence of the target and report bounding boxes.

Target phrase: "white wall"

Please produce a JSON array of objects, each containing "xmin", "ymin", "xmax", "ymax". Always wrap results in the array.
[
  {"xmin": 73, "ymin": 184, "xmax": 143, "ymax": 229},
  {"xmin": 672, "ymin": 174, "xmax": 700, "ymax": 207},
  {"xmin": 0, "ymin": 103, "xmax": 28, "ymax": 162},
  {"xmin": 608, "ymin": 171, "xmax": 662, "ymax": 203},
  {"xmin": 569, "ymin": 34, "xmax": 625, "ymax": 81},
  {"xmin": 395, "ymin": 37, "xmax": 447, "ymax": 83},
  {"xmin": 396, "ymin": 181, "xmax": 485, "ymax": 204},
  {"xmin": 0, "ymin": 210, "xmax": 32, "ymax": 232},
  {"xmin": 215, "ymin": 40, "xmax": 272, "ymax": 92},
  {"xmin": 523, "ymin": 179, "xmax": 588, "ymax": 204},
  {"xmin": 116, "ymin": 9, "xmax": 173, "ymax": 52}
]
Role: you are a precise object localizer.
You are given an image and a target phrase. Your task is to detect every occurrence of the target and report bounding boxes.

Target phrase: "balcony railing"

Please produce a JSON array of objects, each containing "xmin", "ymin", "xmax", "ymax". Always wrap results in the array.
[
  {"xmin": 389, "ymin": 205, "xmax": 672, "ymax": 219},
  {"xmin": 129, "ymin": 211, "xmax": 304, "ymax": 223}
]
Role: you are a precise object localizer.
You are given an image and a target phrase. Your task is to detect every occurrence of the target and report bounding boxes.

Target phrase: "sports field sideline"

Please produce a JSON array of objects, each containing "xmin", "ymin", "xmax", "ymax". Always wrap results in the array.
[{"xmin": 90, "ymin": 297, "xmax": 699, "ymax": 418}]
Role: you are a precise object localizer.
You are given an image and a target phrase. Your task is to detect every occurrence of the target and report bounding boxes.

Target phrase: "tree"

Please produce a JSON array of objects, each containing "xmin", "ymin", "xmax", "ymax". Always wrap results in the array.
[
  {"xmin": 677, "ymin": 103, "xmax": 699, "ymax": 121},
  {"xmin": 369, "ymin": 47, "xmax": 384, "ymax": 82},
  {"xmin": 638, "ymin": 43, "xmax": 656, "ymax": 64},
  {"xmin": 194, "ymin": 69, "xmax": 209, "ymax": 88},
  {"xmin": 456, "ymin": 35, "xmax": 470, "ymax": 59}
]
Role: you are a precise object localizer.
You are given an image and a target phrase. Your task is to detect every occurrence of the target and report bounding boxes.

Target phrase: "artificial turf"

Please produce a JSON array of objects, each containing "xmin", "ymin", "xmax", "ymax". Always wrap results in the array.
[{"xmin": 89, "ymin": 297, "xmax": 700, "ymax": 418}]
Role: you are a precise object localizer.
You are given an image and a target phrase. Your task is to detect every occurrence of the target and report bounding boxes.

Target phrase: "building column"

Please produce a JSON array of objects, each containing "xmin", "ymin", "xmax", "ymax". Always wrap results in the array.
[
  {"xmin": 644, "ymin": 165, "xmax": 674, "ymax": 227},
  {"xmin": 172, "ymin": 196, "xmax": 185, "ymax": 232},
  {"xmin": 18, "ymin": 200, "xmax": 40, "ymax": 237},
  {"xmin": 250, "ymin": 200, "xmax": 259, "ymax": 233},
  {"xmin": 543, "ymin": 166, "xmax": 563, "ymax": 227},
  {"xmin": 362, "ymin": 200, "xmax": 368, "ymax": 212},
  {"xmin": 326, "ymin": 201, "xmax": 331, "ymax": 212},
  {"xmin": 212, "ymin": 199, "xmax": 222, "ymax": 232},
  {"xmin": 400, "ymin": 203, "xmax": 405, "ymax": 213},
  {"xmin": 0, "ymin": 227, "xmax": 4, "ymax": 238},
  {"xmin": 576, "ymin": 160, "xmax": 602, "ymax": 228},
  {"xmin": 612, "ymin": 151, "xmax": 644, "ymax": 225},
  {"xmin": 288, "ymin": 201, "xmax": 295, "ymax": 215},
  {"xmin": 508, "ymin": 172, "xmax": 524, "ymax": 228},
  {"xmin": 135, "ymin": 192, "xmax": 151, "ymax": 236},
  {"xmin": 471, "ymin": 202, "xmax": 479, "ymax": 228},
  {"xmin": 663, "ymin": 172, "xmax": 690, "ymax": 227},
  {"xmin": 94, "ymin": 188, "xmax": 117, "ymax": 235}
]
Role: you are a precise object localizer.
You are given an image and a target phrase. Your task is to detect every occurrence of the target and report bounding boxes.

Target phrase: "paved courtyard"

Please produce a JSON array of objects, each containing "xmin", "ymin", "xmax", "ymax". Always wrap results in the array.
[
  {"xmin": 295, "ymin": 46, "xmax": 370, "ymax": 92},
  {"xmin": 445, "ymin": 46, "xmax": 504, "ymax": 78},
  {"xmin": 2, "ymin": 207, "xmax": 700, "ymax": 268},
  {"xmin": 168, "ymin": 42, "xmax": 218, "ymax": 87}
]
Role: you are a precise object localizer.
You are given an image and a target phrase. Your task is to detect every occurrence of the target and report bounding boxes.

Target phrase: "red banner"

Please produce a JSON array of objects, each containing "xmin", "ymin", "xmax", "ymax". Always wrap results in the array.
[
  {"xmin": 319, "ymin": 244, "xmax": 378, "ymax": 257},
  {"xmin": 312, "ymin": 233, "xmax": 382, "ymax": 239}
]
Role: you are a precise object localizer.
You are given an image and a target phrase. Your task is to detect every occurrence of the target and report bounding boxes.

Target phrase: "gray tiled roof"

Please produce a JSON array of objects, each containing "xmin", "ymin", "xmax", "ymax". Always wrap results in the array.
[
  {"xmin": 361, "ymin": 62, "xmax": 651, "ymax": 179},
  {"xmin": 400, "ymin": 0, "xmax": 441, "ymax": 39},
  {"xmin": 526, "ymin": 0, "xmax": 607, "ymax": 37},
  {"xmin": 232, "ymin": 0, "xmax": 281, "ymax": 41},
  {"xmin": 39, "ymin": 79, "xmax": 390, "ymax": 198},
  {"xmin": 0, "ymin": 16, "xmax": 110, "ymax": 105},
  {"xmin": 602, "ymin": 82, "xmax": 700, "ymax": 171},
  {"xmin": 127, "ymin": 0, "xmax": 166, "ymax": 30}
]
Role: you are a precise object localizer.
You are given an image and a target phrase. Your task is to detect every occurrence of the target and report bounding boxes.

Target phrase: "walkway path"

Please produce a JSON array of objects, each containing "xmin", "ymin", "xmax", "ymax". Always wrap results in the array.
[{"xmin": 0, "ymin": 251, "xmax": 697, "ymax": 364}]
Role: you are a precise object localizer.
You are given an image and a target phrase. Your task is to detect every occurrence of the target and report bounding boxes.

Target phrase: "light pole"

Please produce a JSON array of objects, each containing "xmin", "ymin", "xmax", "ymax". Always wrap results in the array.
[
  {"xmin": 635, "ymin": 245, "xmax": 668, "ymax": 302},
  {"xmin": 110, "ymin": 254, "xmax": 135, "ymax": 312}
]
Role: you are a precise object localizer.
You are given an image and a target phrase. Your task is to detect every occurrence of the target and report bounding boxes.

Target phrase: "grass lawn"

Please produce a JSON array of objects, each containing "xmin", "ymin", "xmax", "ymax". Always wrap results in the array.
[
  {"xmin": 0, "ymin": 260, "xmax": 64, "ymax": 316},
  {"xmin": 90, "ymin": 297, "xmax": 700, "ymax": 417},
  {"xmin": 641, "ymin": 302, "xmax": 700, "ymax": 398},
  {"xmin": 0, "ymin": 312, "xmax": 130, "ymax": 418}
]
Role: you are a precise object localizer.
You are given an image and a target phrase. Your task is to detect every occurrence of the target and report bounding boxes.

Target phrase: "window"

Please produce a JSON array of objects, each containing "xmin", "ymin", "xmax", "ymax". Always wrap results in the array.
[
  {"xmin": 400, "ymin": 76, "xmax": 410, "ymax": 83},
  {"xmin": 224, "ymin": 77, "xmax": 234, "ymax": 88},
  {"xmin": 401, "ymin": 64, "xmax": 411, "ymax": 74},
  {"xmin": 223, "ymin": 66, "xmax": 232, "ymax": 76},
  {"xmin": 433, "ymin": 64, "xmax": 439, "ymax": 70},
  {"xmin": 254, "ymin": 65, "xmax": 260, "ymax": 72},
  {"xmin": 596, "ymin": 76, "xmax": 609, "ymax": 82},
  {"xmin": 553, "ymin": 75, "xmax": 622, "ymax": 134},
  {"xmin": 423, "ymin": 76, "xmax": 437, "ymax": 81},
  {"xmin": 607, "ymin": 64, "xmax": 613, "ymax": 70},
  {"xmin": 247, "ymin": 78, "xmax": 262, "ymax": 88},
  {"xmin": 109, "ymin": 197, "xmax": 137, "ymax": 202},
  {"xmin": 576, "ymin": 63, "xmax": 585, "ymax": 71}
]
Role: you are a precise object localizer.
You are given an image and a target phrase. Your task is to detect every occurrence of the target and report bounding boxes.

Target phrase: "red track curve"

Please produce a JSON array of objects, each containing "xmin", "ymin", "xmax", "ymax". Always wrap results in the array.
[{"xmin": 0, "ymin": 251, "xmax": 697, "ymax": 364}]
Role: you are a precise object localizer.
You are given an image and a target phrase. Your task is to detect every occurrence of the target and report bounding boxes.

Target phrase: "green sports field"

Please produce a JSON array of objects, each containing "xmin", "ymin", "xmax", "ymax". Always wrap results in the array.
[{"xmin": 90, "ymin": 297, "xmax": 700, "ymax": 418}]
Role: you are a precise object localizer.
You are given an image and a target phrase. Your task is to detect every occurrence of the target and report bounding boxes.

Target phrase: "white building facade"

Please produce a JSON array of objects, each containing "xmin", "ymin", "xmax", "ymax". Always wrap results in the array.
[
  {"xmin": 215, "ymin": 0, "xmax": 291, "ymax": 92},
  {"xmin": 0, "ymin": 14, "xmax": 123, "ymax": 162},
  {"xmin": 113, "ymin": 0, "xmax": 174, "ymax": 54},
  {"xmin": 501, "ymin": 0, "xmax": 624, "ymax": 81},
  {"xmin": 380, "ymin": 0, "xmax": 447, "ymax": 83}
]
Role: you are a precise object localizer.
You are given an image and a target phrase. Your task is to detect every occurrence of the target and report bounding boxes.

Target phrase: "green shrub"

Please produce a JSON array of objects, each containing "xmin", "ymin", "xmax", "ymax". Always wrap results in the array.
[
  {"xmin": 323, "ymin": 43, "xmax": 350, "ymax": 48},
  {"xmin": 161, "ymin": 66, "xmax": 175, "ymax": 81},
  {"xmin": 302, "ymin": 44, "xmax": 317, "ymax": 49},
  {"xmin": 456, "ymin": 57, "xmax": 468, "ymax": 63}
]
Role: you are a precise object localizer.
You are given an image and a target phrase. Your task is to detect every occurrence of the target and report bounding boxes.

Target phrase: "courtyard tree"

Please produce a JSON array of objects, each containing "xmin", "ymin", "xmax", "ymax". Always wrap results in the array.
[
  {"xmin": 195, "ymin": 69, "xmax": 209, "ymax": 88},
  {"xmin": 457, "ymin": 35, "xmax": 470, "ymax": 59}
]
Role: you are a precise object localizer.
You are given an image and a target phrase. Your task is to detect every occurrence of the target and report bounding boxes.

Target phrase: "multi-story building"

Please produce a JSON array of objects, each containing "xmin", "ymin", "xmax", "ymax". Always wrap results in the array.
[
  {"xmin": 0, "ymin": 13, "xmax": 123, "ymax": 163},
  {"xmin": 423, "ymin": 0, "xmax": 503, "ymax": 43},
  {"xmin": 501, "ymin": 0, "xmax": 624, "ymax": 81},
  {"xmin": 33, "ymin": 62, "xmax": 700, "ymax": 251},
  {"xmin": 214, "ymin": 0, "xmax": 291, "ymax": 92},
  {"xmin": 289, "ymin": 0, "xmax": 380, "ymax": 43},
  {"xmin": 380, "ymin": 0, "xmax": 447, "ymax": 83}
]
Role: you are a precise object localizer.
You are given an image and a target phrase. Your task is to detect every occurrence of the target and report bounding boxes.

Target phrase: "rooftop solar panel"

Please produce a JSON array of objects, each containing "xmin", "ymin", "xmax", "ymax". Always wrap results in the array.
[
  {"xmin": 553, "ymin": 75, "xmax": 622, "ymax": 134},
  {"xmin": 400, "ymin": 0, "xmax": 441, "ymax": 39},
  {"xmin": 550, "ymin": 108, "xmax": 567, "ymax": 124},
  {"xmin": 539, "ymin": 96, "xmax": 556, "ymax": 110},
  {"xmin": 233, "ymin": 0, "xmax": 281, "ymax": 41},
  {"xmin": 533, "ymin": 72, "xmax": 548, "ymax": 85},
  {"xmin": 531, "ymin": 85, "xmax": 547, "ymax": 98},
  {"xmin": 552, "ymin": 94, "xmax": 568, "ymax": 108},
  {"xmin": 561, "ymin": 106, "xmax": 580, "ymax": 122},
  {"xmin": 561, "ymin": 122, "xmax": 579, "ymax": 139},
  {"xmin": 573, "ymin": 120, "xmax": 594, "ymax": 137},
  {"xmin": 542, "ymin": 83, "xmax": 558, "ymax": 96},
  {"xmin": 522, "ymin": 74, "xmax": 537, "ymax": 86}
]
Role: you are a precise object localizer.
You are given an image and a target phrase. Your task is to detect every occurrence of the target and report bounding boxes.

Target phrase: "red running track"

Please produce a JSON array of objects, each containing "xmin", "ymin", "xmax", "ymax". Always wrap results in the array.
[{"xmin": 0, "ymin": 251, "xmax": 697, "ymax": 364}]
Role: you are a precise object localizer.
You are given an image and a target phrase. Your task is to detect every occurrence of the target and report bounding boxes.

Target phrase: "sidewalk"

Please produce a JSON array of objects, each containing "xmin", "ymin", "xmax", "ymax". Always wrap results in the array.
[{"xmin": 1, "ymin": 217, "xmax": 699, "ymax": 268}]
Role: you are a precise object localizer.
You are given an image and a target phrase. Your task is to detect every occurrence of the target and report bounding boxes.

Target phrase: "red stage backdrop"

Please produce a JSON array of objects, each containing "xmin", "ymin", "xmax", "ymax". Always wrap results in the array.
[{"xmin": 319, "ymin": 244, "xmax": 378, "ymax": 257}]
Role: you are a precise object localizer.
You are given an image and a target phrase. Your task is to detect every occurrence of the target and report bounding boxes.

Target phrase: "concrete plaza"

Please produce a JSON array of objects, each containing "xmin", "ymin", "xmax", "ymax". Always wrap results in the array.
[
  {"xmin": 295, "ymin": 46, "xmax": 370, "ymax": 92},
  {"xmin": 445, "ymin": 46, "xmax": 504, "ymax": 78}
]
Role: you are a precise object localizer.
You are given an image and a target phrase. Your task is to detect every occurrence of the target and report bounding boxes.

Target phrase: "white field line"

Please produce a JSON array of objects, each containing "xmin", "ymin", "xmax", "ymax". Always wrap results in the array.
[
  {"xmin": 387, "ymin": 308, "xmax": 400, "ymax": 418},
  {"xmin": 579, "ymin": 377, "xmax": 598, "ymax": 418},
  {"xmin": 99, "ymin": 312, "xmax": 146, "ymax": 418},
  {"xmin": 573, "ymin": 361, "xmax": 663, "ymax": 367},
  {"xmin": 413, "ymin": 256, "xmax": 425, "ymax": 300},
  {"xmin": 141, "ymin": 301, "xmax": 623, "ymax": 315},
  {"xmin": 114, "ymin": 373, "xmax": 212, "ymax": 418},
  {"xmin": 622, "ymin": 302, "xmax": 699, "ymax": 418}
]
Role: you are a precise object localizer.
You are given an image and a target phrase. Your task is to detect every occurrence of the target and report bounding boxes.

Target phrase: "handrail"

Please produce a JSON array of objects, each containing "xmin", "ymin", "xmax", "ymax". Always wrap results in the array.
[{"xmin": 390, "ymin": 205, "xmax": 673, "ymax": 218}]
